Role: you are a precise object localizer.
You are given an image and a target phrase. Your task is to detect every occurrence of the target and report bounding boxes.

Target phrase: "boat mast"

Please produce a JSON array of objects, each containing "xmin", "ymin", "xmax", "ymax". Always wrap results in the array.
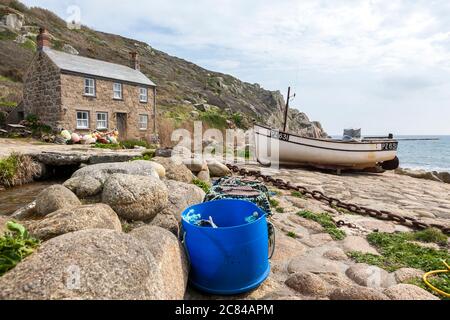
[{"xmin": 283, "ymin": 87, "xmax": 295, "ymax": 132}]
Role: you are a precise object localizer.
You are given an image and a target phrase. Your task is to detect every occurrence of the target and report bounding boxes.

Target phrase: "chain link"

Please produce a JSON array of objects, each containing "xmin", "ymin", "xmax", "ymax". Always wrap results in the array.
[{"xmin": 226, "ymin": 164, "xmax": 450, "ymax": 235}]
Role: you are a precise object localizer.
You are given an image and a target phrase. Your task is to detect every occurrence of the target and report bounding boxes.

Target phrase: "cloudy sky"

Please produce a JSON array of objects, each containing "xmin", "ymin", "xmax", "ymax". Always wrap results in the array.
[{"xmin": 22, "ymin": 0, "xmax": 450, "ymax": 135}]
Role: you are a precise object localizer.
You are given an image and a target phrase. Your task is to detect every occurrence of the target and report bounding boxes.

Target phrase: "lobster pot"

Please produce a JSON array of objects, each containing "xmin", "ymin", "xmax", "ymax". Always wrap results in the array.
[{"xmin": 181, "ymin": 199, "xmax": 270, "ymax": 295}]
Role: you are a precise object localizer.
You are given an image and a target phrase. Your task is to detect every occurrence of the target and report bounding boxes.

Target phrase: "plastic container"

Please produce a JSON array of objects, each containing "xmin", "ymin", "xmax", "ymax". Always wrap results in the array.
[{"xmin": 181, "ymin": 199, "xmax": 270, "ymax": 295}]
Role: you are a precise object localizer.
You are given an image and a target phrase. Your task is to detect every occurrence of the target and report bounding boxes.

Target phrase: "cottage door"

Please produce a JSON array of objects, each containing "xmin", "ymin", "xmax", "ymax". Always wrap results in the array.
[{"xmin": 116, "ymin": 113, "xmax": 127, "ymax": 140}]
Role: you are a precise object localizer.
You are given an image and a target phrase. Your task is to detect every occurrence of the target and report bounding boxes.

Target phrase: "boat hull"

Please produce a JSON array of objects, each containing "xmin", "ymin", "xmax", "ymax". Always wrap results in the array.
[{"xmin": 254, "ymin": 125, "xmax": 398, "ymax": 170}]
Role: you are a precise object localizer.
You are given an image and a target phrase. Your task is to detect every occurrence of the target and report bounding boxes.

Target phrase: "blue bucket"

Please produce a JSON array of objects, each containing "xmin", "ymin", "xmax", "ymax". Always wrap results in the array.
[{"xmin": 181, "ymin": 199, "xmax": 270, "ymax": 295}]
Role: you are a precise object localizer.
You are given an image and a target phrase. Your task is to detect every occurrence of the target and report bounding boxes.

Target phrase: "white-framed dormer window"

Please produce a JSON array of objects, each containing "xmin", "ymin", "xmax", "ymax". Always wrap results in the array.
[
  {"xmin": 113, "ymin": 83, "xmax": 122, "ymax": 100},
  {"xmin": 76, "ymin": 111, "xmax": 89, "ymax": 129},
  {"xmin": 96, "ymin": 112, "xmax": 108, "ymax": 130},
  {"xmin": 84, "ymin": 78, "xmax": 95, "ymax": 96},
  {"xmin": 139, "ymin": 87, "xmax": 148, "ymax": 103},
  {"xmin": 139, "ymin": 114, "xmax": 148, "ymax": 130}
]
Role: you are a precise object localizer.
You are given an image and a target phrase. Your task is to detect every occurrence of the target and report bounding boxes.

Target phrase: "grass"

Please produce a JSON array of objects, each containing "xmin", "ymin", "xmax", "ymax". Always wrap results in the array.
[
  {"xmin": 269, "ymin": 199, "xmax": 280, "ymax": 208},
  {"xmin": 20, "ymin": 38, "xmax": 36, "ymax": 51},
  {"xmin": 1, "ymin": 221, "xmax": 40, "ymax": 277},
  {"xmin": 348, "ymin": 230, "xmax": 449, "ymax": 272},
  {"xmin": 0, "ymin": 30, "xmax": 17, "ymax": 41},
  {"xmin": 120, "ymin": 139, "xmax": 151, "ymax": 149},
  {"xmin": 200, "ymin": 109, "xmax": 228, "ymax": 129},
  {"xmin": 276, "ymin": 207, "xmax": 285, "ymax": 213},
  {"xmin": 347, "ymin": 229, "xmax": 450, "ymax": 300},
  {"xmin": 291, "ymin": 191, "xmax": 305, "ymax": 199},
  {"xmin": 297, "ymin": 210, "xmax": 346, "ymax": 240},
  {"xmin": 93, "ymin": 143, "xmax": 122, "ymax": 150},
  {"xmin": 287, "ymin": 231, "xmax": 298, "ymax": 239},
  {"xmin": 0, "ymin": 75, "xmax": 15, "ymax": 83},
  {"xmin": 192, "ymin": 178, "xmax": 211, "ymax": 193},
  {"xmin": 331, "ymin": 204, "xmax": 353, "ymax": 215},
  {"xmin": 0, "ymin": 153, "xmax": 40, "ymax": 188}
]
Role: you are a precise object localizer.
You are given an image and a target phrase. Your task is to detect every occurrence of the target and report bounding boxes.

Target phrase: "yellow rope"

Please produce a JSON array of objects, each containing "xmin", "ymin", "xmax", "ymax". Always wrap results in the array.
[{"xmin": 423, "ymin": 260, "xmax": 450, "ymax": 298}]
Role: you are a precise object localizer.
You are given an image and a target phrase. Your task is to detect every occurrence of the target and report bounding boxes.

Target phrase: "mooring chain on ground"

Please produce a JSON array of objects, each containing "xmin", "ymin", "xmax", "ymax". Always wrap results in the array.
[{"xmin": 226, "ymin": 164, "xmax": 450, "ymax": 235}]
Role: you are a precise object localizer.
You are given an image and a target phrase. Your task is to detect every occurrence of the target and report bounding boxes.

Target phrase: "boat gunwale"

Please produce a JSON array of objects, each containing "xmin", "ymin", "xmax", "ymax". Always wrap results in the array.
[
  {"xmin": 255, "ymin": 131, "xmax": 398, "ymax": 153},
  {"xmin": 254, "ymin": 124, "xmax": 398, "ymax": 145}
]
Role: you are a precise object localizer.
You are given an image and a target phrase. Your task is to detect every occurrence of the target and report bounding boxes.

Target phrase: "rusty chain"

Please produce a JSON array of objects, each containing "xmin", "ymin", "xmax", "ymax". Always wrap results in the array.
[{"xmin": 226, "ymin": 164, "xmax": 450, "ymax": 235}]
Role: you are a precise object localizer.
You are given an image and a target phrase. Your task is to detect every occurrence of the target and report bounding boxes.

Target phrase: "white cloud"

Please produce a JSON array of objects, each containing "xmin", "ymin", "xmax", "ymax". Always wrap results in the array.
[{"xmin": 21, "ymin": 0, "xmax": 450, "ymax": 134}]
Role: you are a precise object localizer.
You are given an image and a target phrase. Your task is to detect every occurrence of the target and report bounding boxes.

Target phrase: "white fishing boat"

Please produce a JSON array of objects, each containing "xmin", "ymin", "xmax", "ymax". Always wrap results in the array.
[{"xmin": 254, "ymin": 124, "xmax": 399, "ymax": 171}]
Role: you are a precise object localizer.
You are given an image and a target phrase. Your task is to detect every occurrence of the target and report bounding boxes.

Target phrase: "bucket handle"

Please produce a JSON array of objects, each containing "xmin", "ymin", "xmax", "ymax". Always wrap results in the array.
[
  {"xmin": 180, "ymin": 225, "xmax": 192, "ymax": 267},
  {"xmin": 268, "ymin": 221, "xmax": 276, "ymax": 260}
]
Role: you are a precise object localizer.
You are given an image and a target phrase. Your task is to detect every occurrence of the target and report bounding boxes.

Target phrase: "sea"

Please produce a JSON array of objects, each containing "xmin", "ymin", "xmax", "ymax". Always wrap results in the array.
[{"xmin": 396, "ymin": 136, "xmax": 450, "ymax": 173}]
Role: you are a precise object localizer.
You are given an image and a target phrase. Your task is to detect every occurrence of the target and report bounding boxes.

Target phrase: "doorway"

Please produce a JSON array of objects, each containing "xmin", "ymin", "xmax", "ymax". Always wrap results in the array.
[{"xmin": 116, "ymin": 113, "xmax": 127, "ymax": 140}]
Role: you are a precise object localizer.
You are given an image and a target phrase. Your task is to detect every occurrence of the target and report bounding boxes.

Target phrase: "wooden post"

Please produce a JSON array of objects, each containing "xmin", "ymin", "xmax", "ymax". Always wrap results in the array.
[{"xmin": 283, "ymin": 87, "xmax": 291, "ymax": 132}]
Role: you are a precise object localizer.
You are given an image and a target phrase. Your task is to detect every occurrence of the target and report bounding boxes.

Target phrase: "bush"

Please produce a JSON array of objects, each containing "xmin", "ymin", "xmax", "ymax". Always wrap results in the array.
[
  {"xmin": 200, "ymin": 110, "xmax": 227, "ymax": 129},
  {"xmin": 93, "ymin": 143, "xmax": 122, "ymax": 150},
  {"xmin": 0, "ymin": 153, "xmax": 40, "ymax": 188},
  {"xmin": 0, "ymin": 221, "xmax": 40, "ymax": 277}
]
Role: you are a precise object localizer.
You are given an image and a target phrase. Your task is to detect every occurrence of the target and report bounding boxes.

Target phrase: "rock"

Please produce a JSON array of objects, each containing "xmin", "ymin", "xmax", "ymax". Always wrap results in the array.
[
  {"xmin": 11, "ymin": 200, "xmax": 37, "ymax": 220},
  {"xmin": 288, "ymin": 255, "xmax": 341, "ymax": 275},
  {"xmin": 35, "ymin": 185, "xmax": 81, "ymax": 216},
  {"xmin": 147, "ymin": 161, "xmax": 166, "ymax": 179},
  {"xmin": 383, "ymin": 284, "xmax": 439, "ymax": 300},
  {"xmin": 206, "ymin": 160, "xmax": 231, "ymax": 177},
  {"xmin": 393, "ymin": 268, "xmax": 424, "ymax": 283},
  {"xmin": 63, "ymin": 176, "xmax": 103, "ymax": 198},
  {"xmin": 300, "ymin": 233, "xmax": 333, "ymax": 247},
  {"xmin": 150, "ymin": 213, "xmax": 180, "ymax": 236},
  {"xmin": 2, "ymin": 13, "xmax": 24, "ymax": 31},
  {"xmin": 182, "ymin": 158, "xmax": 207, "ymax": 173},
  {"xmin": 285, "ymin": 272, "xmax": 329, "ymax": 297},
  {"xmin": 130, "ymin": 226, "xmax": 188, "ymax": 300},
  {"xmin": 323, "ymin": 248, "xmax": 349, "ymax": 261},
  {"xmin": 288, "ymin": 215, "xmax": 324, "ymax": 233},
  {"xmin": 28, "ymin": 204, "xmax": 122, "ymax": 241},
  {"xmin": 358, "ymin": 220, "xmax": 396, "ymax": 233},
  {"xmin": 102, "ymin": 174, "xmax": 168, "ymax": 221},
  {"xmin": 196, "ymin": 169, "xmax": 211, "ymax": 183},
  {"xmin": 345, "ymin": 263, "xmax": 393, "ymax": 288},
  {"xmin": 162, "ymin": 180, "xmax": 205, "ymax": 221},
  {"xmin": 62, "ymin": 44, "xmax": 79, "ymax": 55},
  {"xmin": 193, "ymin": 103, "xmax": 211, "ymax": 112},
  {"xmin": 342, "ymin": 236, "xmax": 380, "ymax": 255},
  {"xmin": 395, "ymin": 168, "xmax": 442, "ymax": 183},
  {"xmin": 154, "ymin": 148, "xmax": 173, "ymax": 158},
  {"xmin": 31, "ymin": 152, "xmax": 90, "ymax": 166},
  {"xmin": 72, "ymin": 161, "xmax": 159, "ymax": 185},
  {"xmin": 318, "ymin": 273, "xmax": 355, "ymax": 291},
  {"xmin": 270, "ymin": 231, "xmax": 307, "ymax": 264},
  {"xmin": 437, "ymin": 171, "xmax": 450, "ymax": 184},
  {"xmin": 152, "ymin": 157, "xmax": 193, "ymax": 183},
  {"xmin": 0, "ymin": 229, "xmax": 169, "ymax": 300},
  {"xmin": 330, "ymin": 286, "xmax": 390, "ymax": 300}
]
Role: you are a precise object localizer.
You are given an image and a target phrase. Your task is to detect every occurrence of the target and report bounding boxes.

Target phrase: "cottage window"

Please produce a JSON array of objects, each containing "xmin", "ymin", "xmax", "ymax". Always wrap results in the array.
[
  {"xmin": 139, "ymin": 87, "xmax": 148, "ymax": 103},
  {"xmin": 96, "ymin": 112, "xmax": 108, "ymax": 130},
  {"xmin": 76, "ymin": 111, "xmax": 89, "ymax": 129},
  {"xmin": 84, "ymin": 78, "xmax": 95, "ymax": 96},
  {"xmin": 113, "ymin": 83, "xmax": 122, "ymax": 99},
  {"xmin": 139, "ymin": 114, "xmax": 148, "ymax": 130}
]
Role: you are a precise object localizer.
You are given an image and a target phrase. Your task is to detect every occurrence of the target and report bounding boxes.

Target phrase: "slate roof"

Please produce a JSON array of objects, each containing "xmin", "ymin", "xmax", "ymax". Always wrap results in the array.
[{"xmin": 43, "ymin": 48, "xmax": 155, "ymax": 86}]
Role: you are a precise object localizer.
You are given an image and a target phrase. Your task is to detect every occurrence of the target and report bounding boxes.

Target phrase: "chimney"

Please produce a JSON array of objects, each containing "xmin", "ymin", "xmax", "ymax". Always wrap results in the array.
[
  {"xmin": 130, "ymin": 51, "xmax": 140, "ymax": 71},
  {"xmin": 37, "ymin": 27, "xmax": 51, "ymax": 51}
]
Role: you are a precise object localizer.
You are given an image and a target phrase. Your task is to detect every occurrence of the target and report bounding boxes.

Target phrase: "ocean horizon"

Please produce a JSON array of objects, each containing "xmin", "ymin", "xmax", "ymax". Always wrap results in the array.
[{"xmin": 395, "ymin": 135, "xmax": 450, "ymax": 173}]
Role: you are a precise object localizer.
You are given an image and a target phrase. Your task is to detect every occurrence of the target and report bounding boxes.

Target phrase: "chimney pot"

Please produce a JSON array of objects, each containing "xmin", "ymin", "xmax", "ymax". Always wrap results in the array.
[
  {"xmin": 37, "ymin": 27, "xmax": 51, "ymax": 51},
  {"xmin": 130, "ymin": 51, "xmax": 140, "ymax": 71}
]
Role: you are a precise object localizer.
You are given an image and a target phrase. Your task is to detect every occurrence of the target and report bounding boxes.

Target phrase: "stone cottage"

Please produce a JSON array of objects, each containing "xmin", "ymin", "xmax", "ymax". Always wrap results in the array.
[{"xmin": 22, "ymin": 28, "xmax": 157, "ymax": 141}]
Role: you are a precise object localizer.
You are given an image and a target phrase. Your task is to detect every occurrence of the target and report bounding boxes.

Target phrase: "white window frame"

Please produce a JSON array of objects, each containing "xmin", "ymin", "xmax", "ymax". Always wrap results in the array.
[
  {"xmin": 139, "ymin": 87, "xmax": 148, "ymax": 103},
  {"xmin": 84, "ymin": 78, "xmax": 95, "ymax": 96},
  {"xmin": 96, "ymin": 112, "xmax": 108, "ymax": 130},
  {"xmin": 113, "ymin": 83, "xmax": 122, "ymax": 100},
  {"xmin": 139, "ymin": 114, "xmax": 148, "ymax": 130},
  {"xmin": 76, "ymin": 111, "xmax": 89, "ymax": 129}
]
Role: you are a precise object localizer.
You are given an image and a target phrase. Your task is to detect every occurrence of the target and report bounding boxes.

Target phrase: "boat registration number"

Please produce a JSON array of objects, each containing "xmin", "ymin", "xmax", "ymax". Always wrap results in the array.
[
  {"xmin": 270, "ymin": 130, "xmax": 290, "ymax": 142},
  {"xmin": 381, "ymin": 142, "xmax": 398, "ymax": 151}
]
